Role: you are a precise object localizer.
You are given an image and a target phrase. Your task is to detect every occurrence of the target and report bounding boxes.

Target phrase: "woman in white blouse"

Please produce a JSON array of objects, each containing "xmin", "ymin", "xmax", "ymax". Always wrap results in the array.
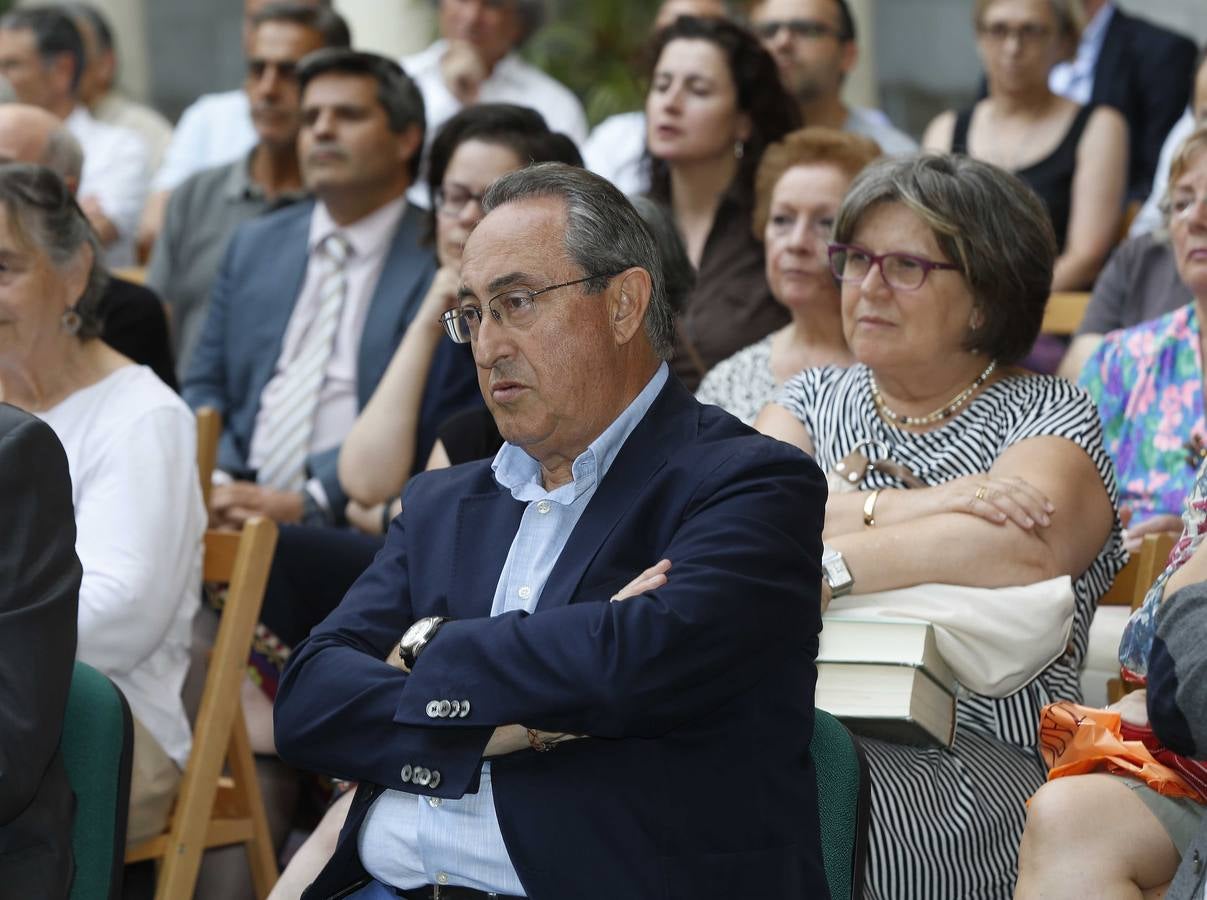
[{"xmin": 0, "ymin": 164, "xmax": 204, "ymax": 843}]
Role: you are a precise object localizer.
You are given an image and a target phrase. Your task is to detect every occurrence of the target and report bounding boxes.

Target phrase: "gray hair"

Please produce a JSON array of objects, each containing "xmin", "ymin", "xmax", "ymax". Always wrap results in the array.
[
  {"xmin": 481, "ymin": 163, "xmax": 674, "ymax": 359},
  {"xmin": 629, "ymin": 195, "xmax": 694, "ymax": 315},
  {"xmin": 834, "ymin": 153, "xmax": 1056, "ymax": 365},
  {"xmin": 0, "ymin": 163, "xmax": 106, "ymax": 338},
  {"xmin": 431, "ymin": 0, "xmax": 545, "ymax": 45},
  {"xmin": 42, "ymin": 125, "xmax": 84, "ymax": 184},
  {"xmin": 251, "ymin": 2, "xmax": 351, "ymax": 48}
]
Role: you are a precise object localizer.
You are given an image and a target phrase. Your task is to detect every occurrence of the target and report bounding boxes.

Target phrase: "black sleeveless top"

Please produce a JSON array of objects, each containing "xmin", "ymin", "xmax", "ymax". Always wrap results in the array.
[{"xmin": 952, "ymin": 104, "xmax": 1094, "ymax": 253}]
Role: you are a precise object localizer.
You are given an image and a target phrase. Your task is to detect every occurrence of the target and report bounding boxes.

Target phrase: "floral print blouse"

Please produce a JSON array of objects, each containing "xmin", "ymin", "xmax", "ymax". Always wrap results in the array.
[
  {"xmin": 1079, "ymin": 303, "xmax": 1205, "ymax": 525},
  {"xmin": 1119, "ymin": 455, "xmax": 1207, "ymax": 678}
]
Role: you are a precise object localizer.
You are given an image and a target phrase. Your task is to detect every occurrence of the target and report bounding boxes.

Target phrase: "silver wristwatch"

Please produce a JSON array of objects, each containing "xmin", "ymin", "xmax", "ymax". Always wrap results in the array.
[
  {"xmin": 821, "ymin": 546, "xmax": 853, "ymax": 598},
  {"xmin": 398, "ymin": 616, "xmax": 449, "ymax": 670}
]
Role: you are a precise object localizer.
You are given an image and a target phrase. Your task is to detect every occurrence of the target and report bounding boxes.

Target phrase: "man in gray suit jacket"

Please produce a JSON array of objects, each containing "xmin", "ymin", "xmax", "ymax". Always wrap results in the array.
[
  {"xmin": 0, "ymin": 404, "xmax": 82, "ymax": 900},
  {"xmin": 184, "ymin": 49, "xmax": 479, "ymax": 529}
]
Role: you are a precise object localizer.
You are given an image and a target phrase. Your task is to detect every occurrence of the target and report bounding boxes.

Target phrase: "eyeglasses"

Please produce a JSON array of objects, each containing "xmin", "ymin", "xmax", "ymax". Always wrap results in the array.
[
  {"xmin": 439, "ymin": 272, "xmax": 617, "ymax": 344},
  {"xmin": 976, "ymin": 22, "xmax": 1053, "ymax": 47},
  {"xmin": 434, "ymin": 185, "xmax": 486, "ymax": 218},
  {"xmin": 247, "ymin": 59, "xmax": 299, "ymax": 82},
  {"xmin": 752, "ymin": 18, "xmax": 845, "ymax": 41},
  {"xmin": 828, "ymin": 243, "xmax": 960, "ymax": 291}
]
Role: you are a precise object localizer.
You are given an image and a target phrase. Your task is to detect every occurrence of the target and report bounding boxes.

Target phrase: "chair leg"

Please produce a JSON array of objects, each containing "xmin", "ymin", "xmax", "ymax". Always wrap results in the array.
[{"xmin": 227, "ymin": 708, "xmax": 279, "ymax": 899}]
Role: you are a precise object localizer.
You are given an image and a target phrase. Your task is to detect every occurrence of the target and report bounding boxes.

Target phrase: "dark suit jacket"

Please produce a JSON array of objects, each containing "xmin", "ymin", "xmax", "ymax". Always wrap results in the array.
[
  {"xmin": 275, "ymin": 376, "xmax": 830, "ymax": 900},
  {"xmin": 0, "ymin": 405, "xmax": 81, "ymax": 900},
  {"xmin": 1091, "ymin": 9, "xmax": 1197, "ymax": 201},
  {"xmin": 182, "ymin": 199, "xmax": 480, "ymax": 524},
  {"xmin": 98, "ymin": 276, "xmax": 178, "ymax": 391}
]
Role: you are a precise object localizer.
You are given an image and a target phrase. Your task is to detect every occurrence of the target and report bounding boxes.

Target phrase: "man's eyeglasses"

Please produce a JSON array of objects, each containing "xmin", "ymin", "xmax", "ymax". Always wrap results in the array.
[
  {"xmin": 434, "ymin": 185, "xmax": 486, "ymax": 218},
  {"xmin": 440, "ymin": 272, "xmax": 617, "ymax": 344},
  {"xmin": 827, "ymin": 243, "xmax": 961, "ymax": 292},
  {"xmin": 976, "ymin": 22, "xmax": 1053, "ymax": 47},
  {"xmin": 752, "ymin": 18, "xmax": 845, "ymax": 42},
  {"xmin": 247, "ymin": 60, "xmax": 300, "ymax": 82}
]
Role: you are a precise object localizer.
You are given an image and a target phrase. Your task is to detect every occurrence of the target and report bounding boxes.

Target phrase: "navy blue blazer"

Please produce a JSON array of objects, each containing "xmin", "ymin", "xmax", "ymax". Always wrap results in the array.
[
  {"xmin": 1091, "ymin": 10, "xmax": 1197, "ymax": 201},
  {"xmin": 275, "ymin": 376, "xmax": 830, "ymax": 900},
  {"xmin": 0, "ymin": 405, "xmax": 80, "ymax": 900},
  {"xmin": 182, "ymin": 199, "xmax": 480, "ymax": 522}
]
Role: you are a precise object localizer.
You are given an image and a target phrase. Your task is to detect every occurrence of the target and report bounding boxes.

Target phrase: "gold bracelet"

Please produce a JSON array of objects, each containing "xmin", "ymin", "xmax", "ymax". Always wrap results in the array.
[{"xmin": 862, "ymin": 489, "xmax": 882, "ymax": 527}]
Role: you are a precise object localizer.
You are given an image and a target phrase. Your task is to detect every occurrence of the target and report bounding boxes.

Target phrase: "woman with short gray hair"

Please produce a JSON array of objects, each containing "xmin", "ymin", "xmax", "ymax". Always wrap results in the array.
[
  {"xmin": 0, "ymin": 163, "xmax": 205, "ymax": 844},
  {"xmin": 756, "ymin": 152, "xmax": 1125, "ymax": 896}
]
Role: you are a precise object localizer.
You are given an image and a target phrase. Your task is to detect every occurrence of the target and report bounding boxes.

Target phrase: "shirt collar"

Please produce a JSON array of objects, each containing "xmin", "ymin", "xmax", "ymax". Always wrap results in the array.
[
  {"xmin": 1077, "ymin": 2, "xmax": 1115, "ymax": 62},
  {"xmin": 225, "ymin": 147, "xmax": 311, "ymax": 206},
  {"xmin": 307, "ymin": 194, "xmax": 408, "ymax": 259},
  {"xmin": 492, "ymin": 362, "xmax": 670, "ymax": 504}
]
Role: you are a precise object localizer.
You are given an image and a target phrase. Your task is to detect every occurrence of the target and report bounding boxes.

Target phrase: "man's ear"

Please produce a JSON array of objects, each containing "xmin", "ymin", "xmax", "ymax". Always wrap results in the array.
[
  {"xmin": 395, "ymin": 122, "xmax": 424, "ymax": 169},
  {"xmin": 608, "ymin": 267, "xmax": 653, "ymax": 346},
  {"xmin": 838, "ymin": 39, "xmax": 858, "ymax": 80},
  {"xmin": 50, "ymin": 52, "xmax": 77, "ymax": 102}
]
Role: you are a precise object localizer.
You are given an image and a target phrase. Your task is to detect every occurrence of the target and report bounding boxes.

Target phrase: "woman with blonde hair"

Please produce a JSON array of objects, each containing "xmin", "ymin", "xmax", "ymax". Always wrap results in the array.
[{"xmin": 696, "ymin": 126, "xmax": 880, "ymax": 422}]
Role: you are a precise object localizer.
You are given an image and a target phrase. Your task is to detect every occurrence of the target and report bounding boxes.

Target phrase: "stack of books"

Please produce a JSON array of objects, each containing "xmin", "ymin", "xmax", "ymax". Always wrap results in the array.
[{"xmin": 816, "ymin": 617, "xmax": 958, "ymax": 748}]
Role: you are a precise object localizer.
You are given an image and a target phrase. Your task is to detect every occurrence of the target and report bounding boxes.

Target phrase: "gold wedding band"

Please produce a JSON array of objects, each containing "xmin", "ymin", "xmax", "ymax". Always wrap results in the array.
[{"xmin": 975, "ymin": 485, "xmax": 988, "ymax": 501}]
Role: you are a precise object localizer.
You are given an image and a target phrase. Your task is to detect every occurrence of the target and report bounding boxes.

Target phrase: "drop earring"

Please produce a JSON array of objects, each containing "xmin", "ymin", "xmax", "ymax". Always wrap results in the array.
[
  {"xmin": 734, "ymin": 140, "xmax": 745, "ymax": 160},
  {"xmin": 61, "ymin": 307, "xmax": 82, "ymax": 335}
]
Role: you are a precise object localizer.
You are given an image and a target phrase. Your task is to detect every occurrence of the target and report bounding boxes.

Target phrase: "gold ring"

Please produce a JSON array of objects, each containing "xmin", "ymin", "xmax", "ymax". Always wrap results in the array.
[{"xmin": 975, "ymin": 486, "xmax": 988, "ymax": 501}]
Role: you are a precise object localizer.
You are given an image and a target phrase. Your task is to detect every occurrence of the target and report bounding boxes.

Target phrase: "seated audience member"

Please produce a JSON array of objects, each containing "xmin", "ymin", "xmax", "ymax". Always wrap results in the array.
[
  {"xmin": 147, "ymin": 2, "xmax": 349, "ymax": 376},
  {"xmin": 749, "ymin": 0, "xmax": 917, "ymax": 154},
  {"xmin": 182, "ymin": 50, "xmax": 480, "ymax": 531},
  {"xmin": 695, "ymin": 126, "xmax": 879, "ymax": 422},
  {"xmin": 137, "ymin": 0, "xmax": 330, "ymax": 254},
  {"xmin": 426, "ymin": 193, "xmax": 698, "ymax": 473},
  {"xmin": 402, "ymin": 0, "xmax": 588, "ymax": 157},
  {"xmin": 923, "ymin": 0, "xmax": 1127, "ymax": 293},
  {"xmin": 582, "ymin": 0, "xmax": 730, "ymax": 196},
  {"xmin": 1129, "ymin": 46, "xmax": 1206, "ymax": 239},
  {"xmin": 1051, "ymin": 0, "xmax": 1196, "ymax": 203},
  {"xmin": 0, "ymin": 164, "xmax": 205, "ymax": 844},
  {"xmin": 249, "ymin": 105, "xmax": 580, "ymax": 732},
  {"xmin": 1079, "ymin": 127, "xmax": 1207, "ymax": 546},
  {"xmin": 1016, "ymin": 460, "xmax": 1207, "ymax": 898},
  {"xmin": 68, "ymin": 3, "xmax": 172, "ymax": 172},
  {"xmin": 0, "ymin": 405, "xmax": 81, "ymax": 900},
  {"xmin": 0, "ymin": 6, "xmax": 149, "ymax": 265},
  {"xmin": 647, "ymin": 15, "xmax": 800, "ymax": 390},
  {"xmin": 273, "ymin": 162, "xmax": 829, "ymax": 900},
  {"xmin": 0, "ymin": 103, "xmax": 176, "ymax": 388},
  {"xmin": 1148, "ymin": 579, "xmax": 1207, "ymax": 897},
  {"xmin": 756, "ymin": 153, "xmax": 1124, "ymax": 896}
]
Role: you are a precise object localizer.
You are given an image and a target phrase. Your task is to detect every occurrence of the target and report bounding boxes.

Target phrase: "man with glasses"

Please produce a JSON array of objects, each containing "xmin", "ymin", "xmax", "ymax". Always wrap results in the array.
[
  {"xmin": 183, "ymin": 49, "xmax": 480, "ymax": 530},
  {"xmin": 275, "ymin": 163, "xmax": 829, "ymax": 900},
  {"xmin": 148, "ymin": 2, "xmax": 349, "ymax": 376},
  {"xmin": 749, "ymin": 0, "xmax": 915, "ymax": 155}
]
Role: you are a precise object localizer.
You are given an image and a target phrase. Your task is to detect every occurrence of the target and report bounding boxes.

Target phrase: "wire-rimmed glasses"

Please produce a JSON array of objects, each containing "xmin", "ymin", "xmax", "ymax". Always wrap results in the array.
[
  {"xmin": 439, "ymin": 272, "xmax": 618, "ymax": 344},
  {"xmin": 827, "ymin": 243, "xmax": 961, "ymax": 292}
]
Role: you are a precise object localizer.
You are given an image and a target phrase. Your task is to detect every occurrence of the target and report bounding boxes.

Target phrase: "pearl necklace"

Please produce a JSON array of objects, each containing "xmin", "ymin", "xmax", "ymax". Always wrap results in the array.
[{"xmin": 870, "ymin": 360, "xmax": 997, "ymax": 427}]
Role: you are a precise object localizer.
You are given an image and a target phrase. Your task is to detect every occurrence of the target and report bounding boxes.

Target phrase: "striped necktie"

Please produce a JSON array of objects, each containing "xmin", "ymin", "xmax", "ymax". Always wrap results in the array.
[{"xmin": 257, "ymin": 232, "xmax": 352, "ymax": 492}]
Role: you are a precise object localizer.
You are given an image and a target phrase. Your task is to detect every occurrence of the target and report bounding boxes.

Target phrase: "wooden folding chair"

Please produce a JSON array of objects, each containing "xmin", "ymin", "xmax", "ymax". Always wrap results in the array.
[
  {"xmin": 1103, "ymin": 531, "xmax": 1178, "ymax": 703},
  {"xmin": 1040, "ymin": 291, "xmax": 1092, "ymax": 336},
  {"xmin": 125, "ymin": 518, "xmax": 280, "ymax": 899},
  {"xmin": 195, "ymin": 407, "xmax": 221, "ymax": 510}
]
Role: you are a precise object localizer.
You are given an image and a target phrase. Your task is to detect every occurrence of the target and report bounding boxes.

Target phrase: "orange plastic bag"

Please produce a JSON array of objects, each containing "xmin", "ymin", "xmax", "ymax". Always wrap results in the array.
[{"xmin": 1037, "ymin": 701, "xmax": 1207, "ymax": 802}]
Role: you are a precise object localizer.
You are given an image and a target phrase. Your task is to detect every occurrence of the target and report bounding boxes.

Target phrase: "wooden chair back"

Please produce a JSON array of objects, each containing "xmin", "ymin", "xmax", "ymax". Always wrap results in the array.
[
  {"xmin": 195, "ymin": 407, "xmax": 220, "ymax": 510},
  {"xmin": 125, "ymin": 518, "xmax": 280, "ymax": 899},
  {"xmin": 1041, "ymin": 292, "xmax": 1092, "ymax": 336}
]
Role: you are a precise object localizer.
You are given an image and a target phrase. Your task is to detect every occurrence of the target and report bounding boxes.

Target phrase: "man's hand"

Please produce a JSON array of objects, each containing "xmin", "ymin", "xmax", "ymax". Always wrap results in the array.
[
  {"xmin": 439, "ymin": 40, "xmax": 487, "ymax": 104},
  {"xmin": 210, "ymin": 480, "xmax": 303, "ymax": 528},
  {"xmin": 610, "ymin": 559, "xmax": 671, "ymax": 601}
]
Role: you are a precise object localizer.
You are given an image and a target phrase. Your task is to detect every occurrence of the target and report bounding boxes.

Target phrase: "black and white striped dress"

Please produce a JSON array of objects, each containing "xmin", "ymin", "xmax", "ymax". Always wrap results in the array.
[{"xmin": 778, "ymin": 365, "xmax": 1126, "ymax": 899}]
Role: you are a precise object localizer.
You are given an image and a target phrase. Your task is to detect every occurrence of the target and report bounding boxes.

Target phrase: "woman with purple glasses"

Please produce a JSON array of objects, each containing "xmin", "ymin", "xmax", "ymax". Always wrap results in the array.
[{"xmin": 756, "ymin": 153, "xmax": 1124, "ymax": 897}]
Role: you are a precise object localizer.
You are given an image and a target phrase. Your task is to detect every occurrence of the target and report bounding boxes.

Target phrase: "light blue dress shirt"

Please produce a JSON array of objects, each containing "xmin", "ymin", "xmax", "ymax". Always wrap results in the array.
[
  {"xmin": 1049, "ymin": 2, "xmax": 1115, "ymax": 105},
  {"xmin": 358, "ymin": 363, "xmax": 669, "ymax": 894}
]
